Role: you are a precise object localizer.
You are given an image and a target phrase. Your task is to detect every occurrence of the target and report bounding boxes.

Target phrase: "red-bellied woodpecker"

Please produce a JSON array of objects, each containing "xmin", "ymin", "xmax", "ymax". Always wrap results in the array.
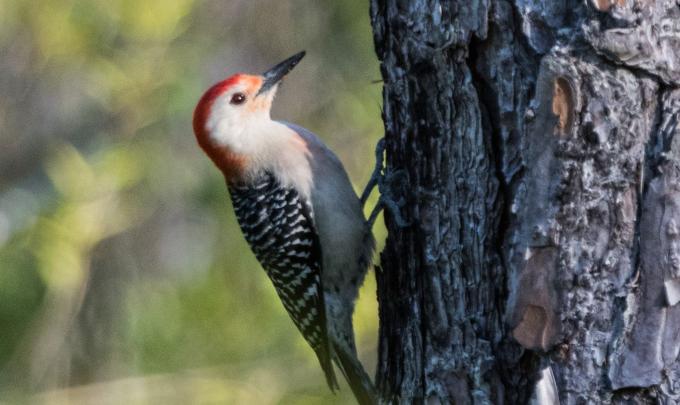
[{"xmin": 192, "ymin": 52, "xmax": 377, "ymax": 404}]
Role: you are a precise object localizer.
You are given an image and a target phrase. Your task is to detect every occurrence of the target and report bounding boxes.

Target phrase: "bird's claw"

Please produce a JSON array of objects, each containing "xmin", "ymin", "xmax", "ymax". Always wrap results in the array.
[{"xmin": 362, "ymin": 138, "xmax": 410, "ymax": 229}]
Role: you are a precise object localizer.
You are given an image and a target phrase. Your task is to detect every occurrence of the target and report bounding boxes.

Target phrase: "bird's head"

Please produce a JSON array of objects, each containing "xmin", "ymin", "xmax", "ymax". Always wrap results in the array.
[{"xmin": 193, "ymin": 52, "xmax": 306, "ymax": 180}]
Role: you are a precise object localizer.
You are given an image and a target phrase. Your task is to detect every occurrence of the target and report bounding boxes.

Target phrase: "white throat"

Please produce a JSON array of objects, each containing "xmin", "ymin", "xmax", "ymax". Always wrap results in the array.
[{"xmin": 206, "ymin": 97, "xmax": 313, "ymax": 197}]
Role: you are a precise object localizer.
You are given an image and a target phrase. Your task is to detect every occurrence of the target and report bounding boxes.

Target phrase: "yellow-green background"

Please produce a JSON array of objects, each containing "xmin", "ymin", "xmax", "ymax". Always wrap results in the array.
[{"xmin": 0, "ymin": 0, "xmax": 384, "ymax": 403}]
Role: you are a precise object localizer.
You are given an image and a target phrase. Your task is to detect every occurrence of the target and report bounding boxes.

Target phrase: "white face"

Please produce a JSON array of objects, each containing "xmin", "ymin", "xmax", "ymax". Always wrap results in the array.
[
  {"xmin": 205, "ymin": 80, "xmax": 279, "ymax": 155},
  {"xmin": 198, "ymin": 76, "xmax": 312, "ymax": 194}
]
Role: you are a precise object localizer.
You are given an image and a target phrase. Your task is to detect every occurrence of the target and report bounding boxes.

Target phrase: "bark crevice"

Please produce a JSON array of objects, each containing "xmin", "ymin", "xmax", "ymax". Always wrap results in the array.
[{"xmin": 371, "ymin": 0, "xmax": 680, "ymax": 403}]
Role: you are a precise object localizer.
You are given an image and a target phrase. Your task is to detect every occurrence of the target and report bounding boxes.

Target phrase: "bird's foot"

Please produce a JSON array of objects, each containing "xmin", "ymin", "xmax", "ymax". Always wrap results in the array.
[
  {"xmin": 360, "ymin": 138, "xmax": 385, "ymax": 206},
  {"xmin": 368, "ymin": 168, "xmax": 410, "ymax": 228},
  {"xmin": 361, "ymin": 138, "xmax": 410, "ymax": 229}
]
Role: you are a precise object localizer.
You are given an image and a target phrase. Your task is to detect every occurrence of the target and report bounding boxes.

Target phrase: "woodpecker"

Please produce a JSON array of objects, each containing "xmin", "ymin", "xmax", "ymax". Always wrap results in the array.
[{"xmin": 193, "ymin": 52, "xmax": 377, "ymax": 404}]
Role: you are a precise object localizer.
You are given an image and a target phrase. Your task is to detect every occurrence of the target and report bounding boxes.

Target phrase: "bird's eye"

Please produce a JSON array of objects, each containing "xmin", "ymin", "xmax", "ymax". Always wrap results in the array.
[{"xmin": 230, "ymin": 92, "xmax": 246, "ymax": 105}]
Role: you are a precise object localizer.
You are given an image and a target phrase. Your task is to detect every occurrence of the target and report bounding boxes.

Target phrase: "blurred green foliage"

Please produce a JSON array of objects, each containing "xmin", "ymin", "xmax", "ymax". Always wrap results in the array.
[{"xmin": 0, "ymin": 0, "xmax": 384, "ymax": 403}]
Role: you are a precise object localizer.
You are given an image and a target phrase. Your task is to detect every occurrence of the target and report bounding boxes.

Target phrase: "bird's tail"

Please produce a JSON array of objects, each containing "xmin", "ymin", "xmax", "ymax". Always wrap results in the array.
[
  {"xmin": 315, "ymin": 348, "xmax": 340, "ymax": 392},
  {"xmin": 332, "ymin": 342, "xmax": 378, "ymax": 405}
]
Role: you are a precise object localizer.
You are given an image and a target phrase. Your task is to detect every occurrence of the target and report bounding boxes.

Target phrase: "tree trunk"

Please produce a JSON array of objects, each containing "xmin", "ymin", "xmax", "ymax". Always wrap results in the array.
[{"xmin": 370, "ymin": 0, "xmax": 680, "ymax": 403}]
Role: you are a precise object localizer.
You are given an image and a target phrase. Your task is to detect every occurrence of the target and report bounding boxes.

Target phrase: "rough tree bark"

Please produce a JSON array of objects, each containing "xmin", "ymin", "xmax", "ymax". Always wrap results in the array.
[{"xmin": 370, "ymin": 0, "xmax": 680, "ymax": 403}]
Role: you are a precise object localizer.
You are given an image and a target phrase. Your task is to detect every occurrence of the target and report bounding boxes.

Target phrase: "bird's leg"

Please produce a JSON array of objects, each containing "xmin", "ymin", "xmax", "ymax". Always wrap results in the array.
[
  {"xmin": 366, "ymin": 201, "xmax": 383, "ymax": 229},
  {"xmin": 362, "ymin": 138, "xmax": 410, "ymax": 229},
  {"xmin": 360, "ymin": 138, "xmax": 385, "ymax": 206}
]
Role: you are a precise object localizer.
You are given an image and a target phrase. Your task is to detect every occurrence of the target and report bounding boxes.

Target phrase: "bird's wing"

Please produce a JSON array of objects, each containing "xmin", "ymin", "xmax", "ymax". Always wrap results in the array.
[
  {"xmin": 280, "ymin": 121, "xmax": 346, "ymax": 170},
  {"xmin": 228, "ymin": 172, "xmax": 338, "ymax": 391}
]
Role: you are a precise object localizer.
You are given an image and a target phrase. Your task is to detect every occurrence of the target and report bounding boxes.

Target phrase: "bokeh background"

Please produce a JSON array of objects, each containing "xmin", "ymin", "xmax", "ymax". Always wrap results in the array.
[{"xmin": 0, "ymin": 0, "xmax": 384, "ymax": 403}]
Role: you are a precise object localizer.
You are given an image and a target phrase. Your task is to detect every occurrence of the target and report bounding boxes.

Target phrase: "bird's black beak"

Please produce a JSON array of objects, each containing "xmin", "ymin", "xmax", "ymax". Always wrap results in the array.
[{"xmin": 257, "ymin": 51, "xmax": 306, "ymax": 96}]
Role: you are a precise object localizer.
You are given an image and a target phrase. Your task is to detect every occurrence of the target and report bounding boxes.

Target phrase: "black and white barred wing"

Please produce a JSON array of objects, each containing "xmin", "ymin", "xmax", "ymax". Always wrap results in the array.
[{"xmin": 228, "ymin": 174, "xmax": 338, "ymax": 390}]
